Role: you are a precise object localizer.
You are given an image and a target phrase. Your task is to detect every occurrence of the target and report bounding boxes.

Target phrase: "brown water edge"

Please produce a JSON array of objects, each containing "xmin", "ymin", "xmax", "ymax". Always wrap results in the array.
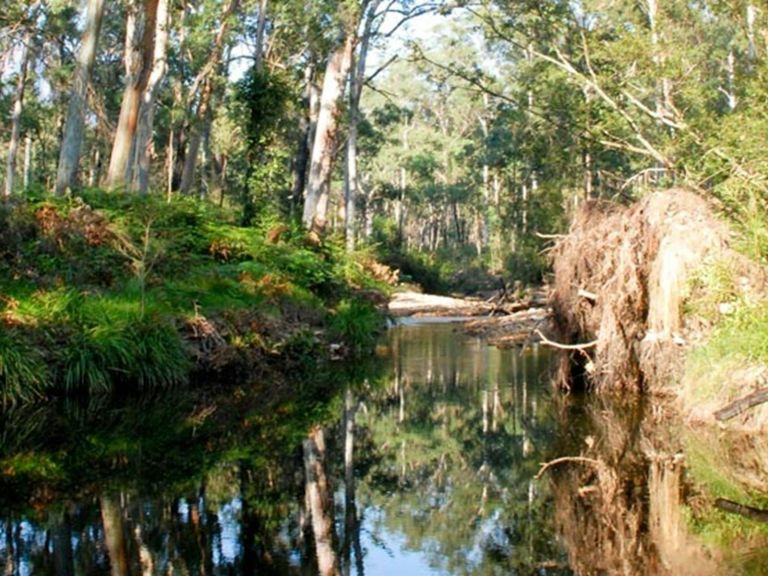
[{"xmin": 544, "ymin": 392, "xmax": 768, "ymax": 576}]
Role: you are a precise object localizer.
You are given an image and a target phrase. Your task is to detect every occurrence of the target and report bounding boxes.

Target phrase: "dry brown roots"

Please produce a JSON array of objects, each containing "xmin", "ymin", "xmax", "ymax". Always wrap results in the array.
[{"xmin": 551, "ymin": 188, "xmax": 735, "ymax": 392}]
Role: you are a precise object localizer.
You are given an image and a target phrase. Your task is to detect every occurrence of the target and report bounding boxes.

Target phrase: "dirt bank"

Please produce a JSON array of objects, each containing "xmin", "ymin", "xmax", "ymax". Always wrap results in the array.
[{"xmin": 550, "ymin": 188, "xmax": 759, "ymax": 392}]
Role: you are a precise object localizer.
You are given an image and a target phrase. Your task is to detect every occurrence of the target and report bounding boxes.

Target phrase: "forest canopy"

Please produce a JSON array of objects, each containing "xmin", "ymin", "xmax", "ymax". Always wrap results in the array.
[{"xmin": 1, "ymin": 0, "xmax": 767, "ymax": 276}]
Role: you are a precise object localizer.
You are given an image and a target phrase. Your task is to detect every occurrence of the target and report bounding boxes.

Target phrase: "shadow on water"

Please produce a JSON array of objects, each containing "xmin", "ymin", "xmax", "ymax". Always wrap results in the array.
[{"xmin": 1, "ymin": 323, "xmax": 767, "ymax": 574}]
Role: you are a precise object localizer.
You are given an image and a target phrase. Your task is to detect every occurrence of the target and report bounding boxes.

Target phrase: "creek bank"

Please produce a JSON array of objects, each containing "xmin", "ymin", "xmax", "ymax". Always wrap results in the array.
[
  {"xmin": 549, "ymin": 189, "xmax": 763, "ymax": 394},
  {"xmin": 0, "ymin": 193, "xmax": 388, "ymax": 405},
  {"xmin": 545, "ymin": 188, "xmax": 768, "ymax": 536}
]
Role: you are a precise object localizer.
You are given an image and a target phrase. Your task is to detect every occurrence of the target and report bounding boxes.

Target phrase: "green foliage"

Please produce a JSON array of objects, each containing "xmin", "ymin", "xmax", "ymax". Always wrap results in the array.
[
  {"xmin": 56, "ymin": 294, "xmax": 188, "ymax": 394},
  {"xmin": 698, "ymin": 302, "xmax": 768, "ymax": 366},
  {"xmin": 0, "ymin": 329, "xmax": 52, "ymax": 407},
  {"xmin": 379, "ymin": 248, "xmax": 447, "ymax": 293},
  {"xmin": 125, "ymin": 317, "xmax": 189, "ymax": 389},
  {"xmin": 504, "ymin": 243, "xmax": 546, "ymax": 285},
  {"xmin": 684, "ymin": 259, "xmax": 738, "ymax": 321},
  {"xmin": 0, "ymin": 191, "xmax": 385, "ymax": 404},
  {"xmin": 683, "ymin": 301, "xmax": 768, "ymax": 409},
  {"xmin": 328, "ymin": 298, "xmax": 382, "ymax": 354}
]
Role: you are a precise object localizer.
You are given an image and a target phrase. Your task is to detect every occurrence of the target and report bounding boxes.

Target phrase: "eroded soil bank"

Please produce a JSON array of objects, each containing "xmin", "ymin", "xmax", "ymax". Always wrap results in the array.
[{"xmin": 549, "ymin": 189, "xmax": 761, "ymax": 392}]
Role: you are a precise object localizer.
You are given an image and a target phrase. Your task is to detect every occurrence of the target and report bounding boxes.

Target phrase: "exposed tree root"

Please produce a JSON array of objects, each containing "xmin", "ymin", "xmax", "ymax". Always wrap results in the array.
[{"xmin": 550, "ymin": 188, "xmax": 746, "ymax": 392}]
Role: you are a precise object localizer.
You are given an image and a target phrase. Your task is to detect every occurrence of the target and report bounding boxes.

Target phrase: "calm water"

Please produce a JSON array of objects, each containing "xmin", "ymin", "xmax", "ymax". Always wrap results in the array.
[{"xmin": 0, "ymin": 322, "xmax": 764, "ymax": 575}]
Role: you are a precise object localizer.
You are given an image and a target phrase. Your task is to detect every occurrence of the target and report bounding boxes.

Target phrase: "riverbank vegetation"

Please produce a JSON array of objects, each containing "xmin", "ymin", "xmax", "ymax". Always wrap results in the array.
[
  {"xmin": 3, "ymin": 1, "xmax": 768, "ymax": 567},
  {"xmin": 0, "ymin": 192, "xmax": 389, "ymax": 404}
]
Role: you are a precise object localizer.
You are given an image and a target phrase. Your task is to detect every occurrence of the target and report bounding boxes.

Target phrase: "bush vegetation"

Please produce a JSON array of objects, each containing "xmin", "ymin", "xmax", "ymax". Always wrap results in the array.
[{"xmin": 0, "ymin": 192, "xmax": 388, "ymax": 406}]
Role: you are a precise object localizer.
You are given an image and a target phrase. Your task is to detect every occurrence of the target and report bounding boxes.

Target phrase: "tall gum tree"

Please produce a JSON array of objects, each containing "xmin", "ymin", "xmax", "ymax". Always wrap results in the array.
[
  {"xmin": 106, "ymin": 0, "xmax": 160, "ymax": 189},
  {"xmin": 178, "ymin": 0, "xmax": 241, "ymax": 196},
  {"xmin": 55, "ymin": 0, "xmax": 107, "ymax": 196},
  {"xmin": 4, "ymin": 26, "xmax": 34, "ymax": 197},
  {"xmin": 302, "ymin": 2, "xmax": 365, "ymax": 232},
  {"xmin": 131, "ymin": 0, "xmax": 170, "ymax": 194}
]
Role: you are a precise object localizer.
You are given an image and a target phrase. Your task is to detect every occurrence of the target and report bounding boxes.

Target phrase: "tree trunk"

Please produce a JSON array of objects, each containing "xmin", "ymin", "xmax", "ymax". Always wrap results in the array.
[
  {"xmin": 106, "ymin": 0, "xmax": 160, "ymax": 189},
  {"xmin": 22, "ymin": 133, "xmax": 32, "ymax": 190},
  {"xmin": 344, "ymin": 1, "xmax": 380, "ymax": 251},
  {"xmin": 5, "ymin": 30, "xmax": 33, "ymax": 197},
  {"xmin": 254, "ymin": 0, "xmax": 268, "ymax": 71},
  {"xmin": 747, "ymin": 4, "xmax": 757, "ymax": 63},
  {"xmin": 292, "ymin": 61, "xmax": 315, "ymax": 212},
  {"xmin": 52, "ymin": 511, "xmax": 75, "ymax": 576},
  {"xmin": 302, "ymin": 33, "xmax": 356, "ymax": 232},
  {"xmin": 179, "ymin": 79, "xmax": 212, "ymax": 194},
  {"xmin": 55, "ymin": 0, "xmax": 107, "ymax": 196},
  {"xmin": 178, "ymin": 0, "xmax": 240, "ymax": 195},
  {"xmin": 101, "ymin": 495, "xmax": 130, "ymax": 576},
  {"xmin": 133, "ymin": 0, "xmax": 170, "ymax": 194},
  {"xmin": 303, "ymin": 427, "xmax": 339, "ymax": 576}
]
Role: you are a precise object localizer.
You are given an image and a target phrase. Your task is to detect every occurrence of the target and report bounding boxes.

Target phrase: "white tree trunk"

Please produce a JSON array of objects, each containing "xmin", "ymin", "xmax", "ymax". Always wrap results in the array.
[
  {"xmin": 254, "ymin": 0, "xmax": 268, "ymax": 71},
  {"xmin": 5, "ymin": 31, "xmax": 32, "ymax": 197},
  {"xmin": 302, "ymin": 34, "xmax": 355, "ymax": 232},
  {"xmin": 55, "ymin": 0, "xmax": 107, "ymax": 196},
  {"xmin": 303, "ymin": 427, "xmax": 339, "ymax": 576},
  {"xmin": 22, "ymin": 134, "xmax": 32, "ymax": 190},
  {"xmin": 344, "ymin": 1, "xmax": 380, "ymax": 251},
  {"xmin": 133, "ymin": 0, "xmax": 170, "ymax": 194},
  {"xmin": 106, "ymin": 0, "xmax": 160, "ymax": 189}
]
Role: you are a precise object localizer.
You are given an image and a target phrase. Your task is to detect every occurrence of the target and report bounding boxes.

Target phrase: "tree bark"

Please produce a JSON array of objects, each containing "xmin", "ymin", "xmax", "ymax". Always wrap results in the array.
[
  {"xmin": 302, "ymin": 33, "xmax": 356, "ymax": 232},
  {"xmin": 178, "ymin": 0, "xmax": 240, "ymax": 195},
  {"xmin": 344, "ymin": 1, "xmax": 380, "ymax": 251},
  {"xmin": 179, "ymin": 78, "xmax": 212, "ymax": 194},
  {"xmin": 101, "ymin": 494, "xmax": 130, "ymax": 576},
  {"xmin": 106, "ymin": 0, "xmax": 160, "ymax": 189},
  {"xmin": 133, "ymin": 0, "xmax": 170, "ymax": 194},
  {"xmin": 303, "ymin": 426, "xmax": 339, "ymax": 576},
  {"xmin": 254, "ymin": 0, "xmax": 268, "ymax": 72},
  {"xmin": 292, "ymin": 61, "xmax": 316, "ymax": 212},
  {"xmin": 22, "ymin": 133, "xmax": 32, "ymax": 190},
  {"xmin": 55, "ymin": 0, "xmax": 107, "ymax": 196},
  {"xmin": 5, "ymin": 29, "xmax": 32, "ymax": 197}
]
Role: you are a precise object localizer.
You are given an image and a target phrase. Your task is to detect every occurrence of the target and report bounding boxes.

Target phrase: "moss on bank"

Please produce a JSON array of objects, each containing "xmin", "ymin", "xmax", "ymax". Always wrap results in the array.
[{"xmin": 0, "ymin": 192, "xmax": 388, "ymax": 405}]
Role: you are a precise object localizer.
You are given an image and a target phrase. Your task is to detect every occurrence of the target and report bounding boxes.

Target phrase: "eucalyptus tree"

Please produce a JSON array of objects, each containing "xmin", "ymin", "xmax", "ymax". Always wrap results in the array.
[
  {"xmin": 3, "ymin": 3, "xmax": 40, "ymax": 197},
  {"xmin": 54, "ymin": 0, "xmax": 107, "ymax": 196},
  {"xmin": 302, "ymin": 2, "xmax": 363, "ymax": 232},
  {"xmin": 105, "ymin": 0, "xmax": 161, "ymax": 189},
  {"xmin": 132, "ymin": 0, "xmax": 170, "ymax": 194}
]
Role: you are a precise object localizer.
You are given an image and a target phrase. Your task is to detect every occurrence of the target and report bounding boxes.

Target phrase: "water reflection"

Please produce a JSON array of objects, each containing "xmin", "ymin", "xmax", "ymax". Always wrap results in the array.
[
  {"xmin": 0, "ymin": 323, "xmax": 763, "ymax": 575},
  {"xmin": 355, "ymin": 323, "xmax": 566, "ymax": 575}
]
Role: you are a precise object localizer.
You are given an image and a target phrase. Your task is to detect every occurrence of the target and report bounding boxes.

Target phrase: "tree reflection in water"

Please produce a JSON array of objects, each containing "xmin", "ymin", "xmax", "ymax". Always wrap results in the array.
[{"xmin": 1, "ymin": 323, "xmax": 760, "ymax": 575}]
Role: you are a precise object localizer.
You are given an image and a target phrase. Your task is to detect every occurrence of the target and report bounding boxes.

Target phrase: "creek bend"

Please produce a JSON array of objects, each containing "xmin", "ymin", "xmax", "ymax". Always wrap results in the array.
[{"xmin": 0, "ymin": 321, "xmax": 760, "ymax": 574}]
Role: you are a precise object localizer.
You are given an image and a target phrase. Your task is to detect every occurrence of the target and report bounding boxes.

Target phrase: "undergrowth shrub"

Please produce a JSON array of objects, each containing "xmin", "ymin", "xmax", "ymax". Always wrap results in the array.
[
  {"xmin": 329, "ymin": 298, "xmax": 382, "ymax": 354},
  {"xmin": 0, "ymin": 329, "xmax": 52, "ymax": 406},
  {"xmin": 125, "ymin": 317, "xmax": 189, "ymax": 389},
  {"xmin": 59, "ymin": 324, "xmax": 131, "ymax": 394},
  {"xmin": 377, "ymin": 249, "xmax": 446, "ymax": 293}
]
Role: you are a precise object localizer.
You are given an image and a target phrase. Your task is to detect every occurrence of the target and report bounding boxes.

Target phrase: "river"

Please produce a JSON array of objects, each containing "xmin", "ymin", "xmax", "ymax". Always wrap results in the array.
[{"xmin": 0, "ymin": 321, "xmax": 765, "ymax": 574}]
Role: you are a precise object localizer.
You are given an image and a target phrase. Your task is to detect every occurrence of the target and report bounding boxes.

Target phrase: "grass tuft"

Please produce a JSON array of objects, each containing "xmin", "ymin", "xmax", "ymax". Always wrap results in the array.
[{"xmin": 0, "ymin": 329, "xmax": 52, "ymax": 406}]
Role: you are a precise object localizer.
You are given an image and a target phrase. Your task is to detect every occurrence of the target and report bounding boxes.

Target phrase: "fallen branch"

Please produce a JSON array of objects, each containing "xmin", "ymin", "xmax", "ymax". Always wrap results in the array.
[
  {"xmin": 535, "ymin": 456, "xmax": 602, "ymax": 480},
  {"xmin": 535, "ymin": 329, "xmax": 599, "ymax": 350},
  {"xmin": 715, "ymin": 498, "xmax": 768, "ymax": 523},
  {"xmin": 714, "ymin": 387, "xmax": 768, "ymax": 421}
]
